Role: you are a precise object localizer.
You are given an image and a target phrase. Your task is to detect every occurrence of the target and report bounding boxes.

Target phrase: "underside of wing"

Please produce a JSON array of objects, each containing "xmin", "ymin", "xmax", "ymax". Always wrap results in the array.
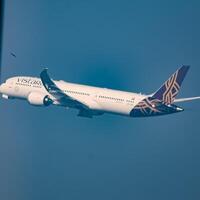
[
  {"xmin": 40, "ymin": 68, "xmax": 89, "ymax": 109},
  {"xmin": 174, "ymin": 96, "xmax": 200, "ymax": 103},
  {"xmin": 77, "ymin": 108, "xmax": 104, "ymax": 118}
]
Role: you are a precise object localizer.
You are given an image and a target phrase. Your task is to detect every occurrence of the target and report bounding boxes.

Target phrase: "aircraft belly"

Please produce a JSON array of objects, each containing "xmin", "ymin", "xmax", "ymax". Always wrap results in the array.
[{"xmin": 99, "ymin": 102, "xmax": 131, "ymax": 115}]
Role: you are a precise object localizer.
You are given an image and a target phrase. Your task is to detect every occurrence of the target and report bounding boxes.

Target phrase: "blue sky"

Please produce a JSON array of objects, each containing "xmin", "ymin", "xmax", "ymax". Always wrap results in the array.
[{"xmin": 0, "ymin": 0, "xmax": 200, "ymax": 199}]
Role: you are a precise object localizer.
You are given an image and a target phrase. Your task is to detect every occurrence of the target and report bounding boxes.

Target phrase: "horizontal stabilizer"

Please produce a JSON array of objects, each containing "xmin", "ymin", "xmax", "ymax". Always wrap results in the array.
[{"xmin": 174, "ymin": 96, "xmax": 200, "ymax": 103}]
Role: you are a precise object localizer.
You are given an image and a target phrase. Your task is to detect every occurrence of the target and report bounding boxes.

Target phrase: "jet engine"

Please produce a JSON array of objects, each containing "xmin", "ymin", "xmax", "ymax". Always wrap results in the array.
[{"xmin": 27, "ymin": 92, "xmax": 53, "ymax": 106}]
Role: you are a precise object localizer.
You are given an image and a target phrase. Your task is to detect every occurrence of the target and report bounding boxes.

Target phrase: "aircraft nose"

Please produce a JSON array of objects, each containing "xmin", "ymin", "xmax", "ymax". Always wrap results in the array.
[
  {"xmin": 0, "ymin": 84, "xmax": 2, "ymax": 93},
  {"xmin": 0, "ymin": 83, "xmax": 6, "ymax": 93}
]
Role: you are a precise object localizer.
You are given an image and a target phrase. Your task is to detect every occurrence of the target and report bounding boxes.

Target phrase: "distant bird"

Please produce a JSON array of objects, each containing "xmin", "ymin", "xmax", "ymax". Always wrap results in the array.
[{"xmin": 10, "ymin": 52, "xmax": 16, "ymax": 58}]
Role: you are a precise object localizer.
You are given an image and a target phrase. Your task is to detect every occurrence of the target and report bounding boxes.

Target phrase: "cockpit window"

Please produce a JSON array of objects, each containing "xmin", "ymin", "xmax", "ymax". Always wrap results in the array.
[
  {"xmin": 6, "ymin": 80, "xmax": 13, "ymax": 84},
  {"xmin": 5, "ymin": 78, "xmax": 16, "ymax": 85}
]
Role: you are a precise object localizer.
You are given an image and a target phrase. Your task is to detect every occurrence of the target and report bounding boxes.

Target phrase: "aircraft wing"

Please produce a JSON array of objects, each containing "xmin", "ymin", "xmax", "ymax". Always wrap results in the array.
[
  {"xmin": 40, "ymin": 68, "xmax": 89, "ymax": 109},
  {"xmin": 174, "ymin": 96, "xmax": 200, "ymax": 103}
]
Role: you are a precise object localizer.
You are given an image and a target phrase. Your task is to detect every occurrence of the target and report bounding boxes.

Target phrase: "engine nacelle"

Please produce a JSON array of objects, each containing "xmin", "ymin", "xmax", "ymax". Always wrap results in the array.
[{"xmin": 27, "ymin": 92, "xmax": 53, "ymax": 106}]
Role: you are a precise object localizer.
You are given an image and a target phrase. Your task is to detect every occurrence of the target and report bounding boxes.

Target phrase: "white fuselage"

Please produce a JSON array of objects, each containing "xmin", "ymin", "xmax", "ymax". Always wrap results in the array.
[{"xmin": 0, "ymin": 76, "xmax": 147, "ymax": 117}]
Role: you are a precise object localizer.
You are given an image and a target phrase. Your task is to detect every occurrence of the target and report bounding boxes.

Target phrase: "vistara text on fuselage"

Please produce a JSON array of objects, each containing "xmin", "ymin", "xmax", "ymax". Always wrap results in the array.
[{"xmin": 0, "ymin": 66, "xmax": 200, "ymax": 118}]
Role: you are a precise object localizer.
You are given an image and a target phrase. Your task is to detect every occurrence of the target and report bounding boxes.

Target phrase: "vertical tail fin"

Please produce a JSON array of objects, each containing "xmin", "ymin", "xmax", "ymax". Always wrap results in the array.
[{"xmin": 152, "ymin": 65, "xmax": 190, "ymax": 104}]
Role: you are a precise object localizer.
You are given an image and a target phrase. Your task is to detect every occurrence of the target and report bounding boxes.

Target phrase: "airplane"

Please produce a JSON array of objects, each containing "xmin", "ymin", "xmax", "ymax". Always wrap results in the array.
[{"xmin": 0, "ymin": 65, "xmax": 200, "ymax": 118}]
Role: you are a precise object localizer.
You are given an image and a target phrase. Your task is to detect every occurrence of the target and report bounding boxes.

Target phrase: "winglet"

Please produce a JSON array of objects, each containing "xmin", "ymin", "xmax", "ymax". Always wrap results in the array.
[
  {"xmin": 152, "ymin": 65, "xmax": 190, "ymax": 104},
  {"xmin": 40, "ymin": 68, "xmax": 48, "ymax": 77}
]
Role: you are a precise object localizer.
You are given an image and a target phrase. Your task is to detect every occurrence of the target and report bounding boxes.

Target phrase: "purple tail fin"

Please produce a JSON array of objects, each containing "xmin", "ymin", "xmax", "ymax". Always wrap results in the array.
[{"xmin": 152, "ymin": 66, "xmax": 190, "ymax": 104}]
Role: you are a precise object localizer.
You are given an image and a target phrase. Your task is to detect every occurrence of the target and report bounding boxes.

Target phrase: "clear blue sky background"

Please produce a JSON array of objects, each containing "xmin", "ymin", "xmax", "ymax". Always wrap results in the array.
[{"xmin": 0, "ymin": 0, "xmax": 200, "ymax": 199}]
